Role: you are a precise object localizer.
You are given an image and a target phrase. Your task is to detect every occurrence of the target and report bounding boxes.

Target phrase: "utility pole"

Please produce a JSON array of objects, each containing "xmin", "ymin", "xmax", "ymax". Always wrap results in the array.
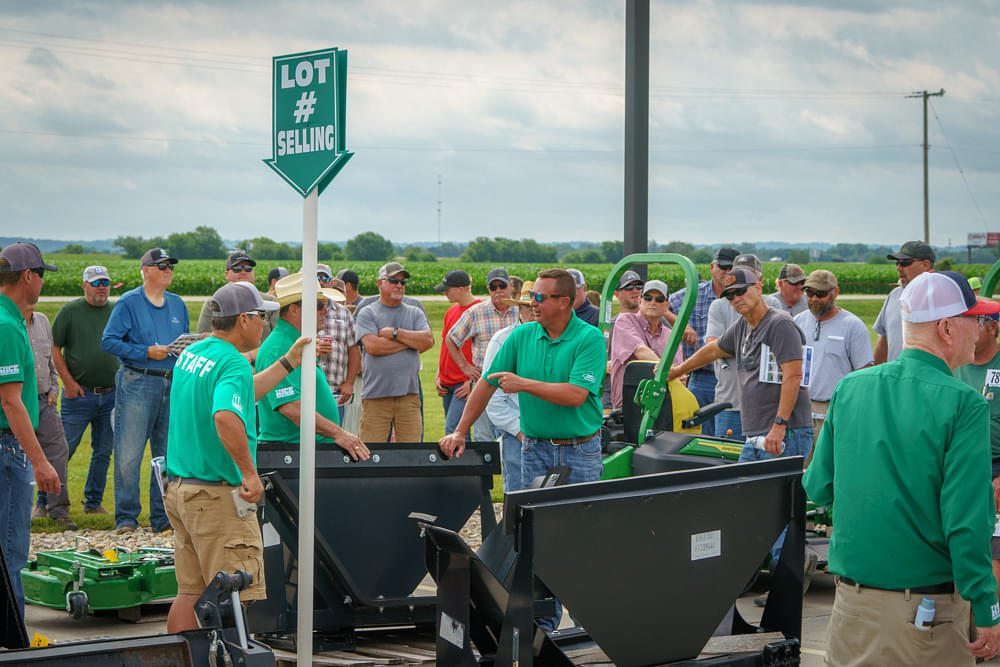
[
  {"xmin": 906, "ymin": 89, "xmax": 944, "ymax": 243},
  {"xmin": 436, "ymin": 174, "xmax": 442, "ymax": 246},
  {"xmin": 624, "ymin": 0, "xmax": 650, "ymax": 277}
]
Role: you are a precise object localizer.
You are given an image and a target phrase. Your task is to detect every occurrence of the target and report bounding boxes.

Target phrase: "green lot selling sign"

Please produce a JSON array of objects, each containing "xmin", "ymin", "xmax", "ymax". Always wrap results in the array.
[{"xmin": 264, "ymin": 47, "xmax": 353, "ymax": 197}]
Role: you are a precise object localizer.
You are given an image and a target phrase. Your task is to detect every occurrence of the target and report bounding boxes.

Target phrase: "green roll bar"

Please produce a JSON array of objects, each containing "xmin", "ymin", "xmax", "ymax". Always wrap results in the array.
[{"xmin": 982, "ymin": 261, "xmax": 1000, "ymax": 299}]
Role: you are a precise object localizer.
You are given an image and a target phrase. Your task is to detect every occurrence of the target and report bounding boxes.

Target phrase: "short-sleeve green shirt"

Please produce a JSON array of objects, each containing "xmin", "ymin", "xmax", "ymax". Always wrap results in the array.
[
  {"xmin": 485, "ymin": 313, "xmax": 605, "ymax": 439},
  {"xmin": 165, "ymin": 335, "xmax": 255, "ymax": 485},
  {"xmin": 51, "ymin": 297, "xmax": 118, "ymax": 388},
  {"xmin": 258, "ymin": 319, "xmax": 341, "ymax": 444},
  {"xmin": 955, "ymin": 347, "xmax": 1000, "ymax": 460},
  {"xmin": 0, "ymin": 294, "xmax": 38, "ymax": 431}
]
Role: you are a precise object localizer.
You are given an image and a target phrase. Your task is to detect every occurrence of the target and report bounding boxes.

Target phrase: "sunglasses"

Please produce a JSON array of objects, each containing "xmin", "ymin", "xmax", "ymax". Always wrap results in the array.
[
  {"xmin": 318, "ymin": 274, "xmax": 332, "ymax": 282},
  {"xmin": 243, "ymin": 310, "xmax": 266, "ymax": 319},
  {"xmin": 896, "ymin": 259, "xmax": 915, "ymax": 268},
  {"xmin": 30, "ymin": 268, "xmax": 45, "ymax": 279},
  {"xmin": 488, "ymin": 282, "xmax": 508, "ymax": 291},
  {"xmin": 88, "ymin": 279, "xmax": 110, "ymax": 287},
  {"xmin": 230, "ymin": 265, "xmax": 253, "ymax": 273},
  {"xmin": 387, "ymin": 277, "xmax": 406, "ymax": 286},
  {"xmin": 619, "ymin": 283, "xmax": 643, "ymax": 292},
  {"xmin": 804, "ymin": 288, "xmax": 831, "ymax": 299},
  {"xmin": 529, "ymin": 291, "xmax": 566, "ymax": 304},
  {"xmin": 723, "ymin": 286, "xmax": 749, "ymax": 300},
  {"xmin": 642, "ymin": 294, "xmax": 666, "ymax": 303},
  {"xmin": 154, "ymin": 263, "xmax": 173, "ymax": 271}
]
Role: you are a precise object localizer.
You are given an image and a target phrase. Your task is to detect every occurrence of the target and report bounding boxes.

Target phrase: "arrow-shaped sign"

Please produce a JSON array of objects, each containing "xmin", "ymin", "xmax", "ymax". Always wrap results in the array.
[{"xmin": 264, "ymin": 47, "xmax": 353, "ymax": 197}]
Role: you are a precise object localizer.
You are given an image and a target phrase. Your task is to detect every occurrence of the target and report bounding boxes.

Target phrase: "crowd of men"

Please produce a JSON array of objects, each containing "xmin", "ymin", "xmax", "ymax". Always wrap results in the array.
[{"xmin": 3, "ymin": 238, "xmax": 1000, "ymax": 662}]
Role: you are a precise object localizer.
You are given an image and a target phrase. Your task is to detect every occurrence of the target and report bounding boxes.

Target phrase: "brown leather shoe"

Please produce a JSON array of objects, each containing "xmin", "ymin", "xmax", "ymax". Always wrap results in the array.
[{"xmin": 83, "ymin": 505, "xmax": 110, "ymax": 515}]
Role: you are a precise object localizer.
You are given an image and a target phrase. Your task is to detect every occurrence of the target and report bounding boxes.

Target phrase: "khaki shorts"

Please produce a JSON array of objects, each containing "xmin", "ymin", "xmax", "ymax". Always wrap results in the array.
[
  {"xmin": 360, "ymin": 394, "xmax": 422, "ymax": 443},
  {"xmin": 163, "ymin": 479, "xmax": 266, "ymax": 600}
]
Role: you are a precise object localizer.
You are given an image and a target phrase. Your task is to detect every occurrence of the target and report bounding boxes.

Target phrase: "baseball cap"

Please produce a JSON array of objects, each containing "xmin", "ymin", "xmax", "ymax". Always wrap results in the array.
[
  {"xmin": 733, "ymin": 254, "xmax": 762, "ymax": 276},
  {"xmin": 226, "ymin": 250, "xmax": 256, "ymax": 270},
  {"xmin": 804, "ymin": 270, "xmax": 838, "ymax": 291},
  {"xmin": 378, "ymin": 262, "xmax": 410, "ymax": 280},
  {"xmin": 566, "ymin": 268, "xmax": 586, "ymax": 289},
  {"xmin": 434, "ymin": 269, "xmax": 471, "ymax": 292},
  {"xmin": 210, "ymin": 282, "xmax": 279, "ymax": 318},
  {"xmin": 83, "ymin": 265, "xmax": 110, "ymax": 282},
  {"xmin": 267, "ymin": 267, "xmax": 289, "ymax": 283},
  {"xmin": 900, "ymin": 271, "xmax": 1000, "ymax": 323},
  {"xmin": 720, "ymin": 268, "xmax": 758, "ymax": 295},
  {"xmin": 617, "ymin": 270, "xmax": 643, "ymax": 290},
  {"xmin": 969, "ymin": 276, "xmax": 983, "ymax": 291},
  {"xmin": 779, "ymin": 264, "xmax": 806, "ymax": 284},
  {"xmin": 486, "ymin": 267, "xmax": 510, "ymax": 286},
  {"xmin": 504, "ymin": 280, "xmax": 536, "ymax": 307},
  {"xmin": 140, "ymin": 248, "xmax": 178, "ymax": 267},
  {"xmin": 274, "ymin": 272, "xmax": 345, "ymax": 307},
  {"xmin": 641, "ymin": 280, "xmax": 670, "ymax": 298},
  {"xmin": 316, "ymin": 263, "xmax": 333, "ymax": 279},
  {"xmin": 336, "ymin": 269, "xmax": 359, "ymax": 286},
  {"xmin": 0, "ymin": 242, "xmax": 58, "ymax": 272},
  {"xmin": 713, "ymin": 247, "xmax": 740, "ymax": 269},
  {"xmin": 887, "ymin": 240, "xmax": 936, "ymax": 263}
]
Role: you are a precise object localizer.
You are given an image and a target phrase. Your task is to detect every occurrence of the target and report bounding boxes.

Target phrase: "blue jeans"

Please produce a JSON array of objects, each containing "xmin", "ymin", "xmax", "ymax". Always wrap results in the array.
[
  {"xmin": 500, "ymin": 432, "xmax": 523, "ymax": 493},
  {"xmin": 112, "ymin": 368, "xmax": 171, "ymax": 532},
  {"xmin": 60, "ymin": 388, "xmax": 114, "ymax": 509},
  {"xmin": 687, "ymin": 370, "xmax": 717, "ymax": 437},
  {"xmin": 738, "ymin": 425, "xmax": 813, "ymax": 563},
  {"xmin": 442, "ymin": 382, "xmax": 495, "ymax": 441},
  {"xmin": 1, "ymin": 432, "xmax": 34, "ymax": 619},
  {"xmin": 714, "ymin": 409, "xmax": 744, "ymax": 442}
]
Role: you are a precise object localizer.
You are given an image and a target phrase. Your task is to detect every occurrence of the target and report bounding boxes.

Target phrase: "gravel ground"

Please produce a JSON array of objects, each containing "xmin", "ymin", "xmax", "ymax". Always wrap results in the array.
[{"xmin": 29, "ymin": 503, "xmax": 503, "ymax": 558}]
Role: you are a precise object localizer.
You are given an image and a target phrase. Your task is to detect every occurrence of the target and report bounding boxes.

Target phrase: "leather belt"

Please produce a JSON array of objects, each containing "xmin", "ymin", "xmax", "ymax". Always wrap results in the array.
[
  {"xmin": 837, "ymin": 576, "xmax": 955, "ymax": 595},
  {"xmin": 80, "ymin": 385, "xmax": 115, "ymax": 395},
  {"xmin": 0, "ymin": 428, "xmax": 13, "ymax": 436},
  {"xmin": 548, "ymin": 430, "xmax": 601, "ymax": 446},
  {"xmin": 169, "ymin": 476, "xmax": 230, "ymax": 486},
  {"xmin": 124, "ymin": 365, "xmax": 172, "ymax": 378}
]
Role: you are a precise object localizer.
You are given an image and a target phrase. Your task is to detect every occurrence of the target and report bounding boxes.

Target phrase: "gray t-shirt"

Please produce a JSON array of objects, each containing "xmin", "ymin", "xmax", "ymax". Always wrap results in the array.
[
  {"xmin": 705, "ymin": 298, "xmax": 741, "ymax": 410},
  {"xmin": 793, "ymin": 308, "xmax": 873, "ymax": 401},
  {"xmin": 717, "ymin": 309, "xmax": 811, "ymax": 435},
  {"xmin": 763, "ymin": 293, "xmax": 807, "ymax": 317},
  {"xmin": 873, "ymin": 286, "xmax": 903, "ymax": 362},
  {"xmin": 355, "ymin": 300, "xmax": 431, "ymax": 399}
]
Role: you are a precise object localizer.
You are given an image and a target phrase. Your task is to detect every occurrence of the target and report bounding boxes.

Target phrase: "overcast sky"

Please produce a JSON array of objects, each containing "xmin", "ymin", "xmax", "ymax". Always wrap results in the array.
[{"xmin": 1, "ymin": 1, "xmax": 996, "ymax": 247}]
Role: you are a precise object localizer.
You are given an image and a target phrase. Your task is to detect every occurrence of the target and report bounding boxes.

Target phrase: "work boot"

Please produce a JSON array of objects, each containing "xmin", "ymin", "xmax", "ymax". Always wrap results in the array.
[
  {"xmin": 83, "ymin": 505, "xmax": 109, "ymax": 515},
  {"xmin": 116, "ymin": 524, "xmax": 136, "ymax": 535},
  {"xmin": 31, "ymin": 505, "xmax": 48, "ymax": 519},
  {"xmin": 52, "ymin": 516, "xmax": 79, "ymax": 531}
]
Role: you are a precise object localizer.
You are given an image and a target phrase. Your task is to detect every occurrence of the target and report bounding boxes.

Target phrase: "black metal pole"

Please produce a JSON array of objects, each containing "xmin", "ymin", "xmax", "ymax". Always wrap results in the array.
[{"xmin": 624, "ymin": 0, "xmax": 650, "ymax": 277}]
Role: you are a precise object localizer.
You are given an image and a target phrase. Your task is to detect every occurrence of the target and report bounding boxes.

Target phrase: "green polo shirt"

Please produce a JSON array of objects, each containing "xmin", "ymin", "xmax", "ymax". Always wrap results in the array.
[
  {"xmin": 485, "ymin": 313, "xmax": 605, "ymax": 440},
  {"xmin": 804, "ymin": 349, "xmax": 1000, "ymax": 626},
  {"xmin": 165, "ymin": 336, "xmax": 255, "ymax": 485},
  {"xmin": 955, "ymin": 347, "xmax": 1000, "ymax": 460},
  {"xmin": 0, "ymin": 294, "xmax": 38, "ymax": 431},
  {"xmin": 258, "ymin": 319, "xmax": 340, "ymax": 444}
]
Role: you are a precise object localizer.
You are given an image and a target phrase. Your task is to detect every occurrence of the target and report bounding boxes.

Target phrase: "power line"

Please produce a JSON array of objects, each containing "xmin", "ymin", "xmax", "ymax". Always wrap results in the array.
[{"xmin": 929, "ymin": 98, "xmax": 990, "ymax": 232}]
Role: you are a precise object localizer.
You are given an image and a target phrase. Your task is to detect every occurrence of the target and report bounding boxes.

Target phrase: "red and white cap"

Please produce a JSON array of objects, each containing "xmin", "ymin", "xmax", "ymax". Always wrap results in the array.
[{"xmin": 900, "ymin": 271, "xmax": 1000, "ymax": 323}]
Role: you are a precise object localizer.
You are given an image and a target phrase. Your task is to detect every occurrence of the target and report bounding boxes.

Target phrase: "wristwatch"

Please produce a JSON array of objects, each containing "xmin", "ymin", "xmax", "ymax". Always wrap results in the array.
[
  {"xmin": 774, "ymin": 415, "xmax": 789, "ymax": 426},
  {"xmin": 392, "ymin": 327, "xmax": 399, "ymax": 340}
]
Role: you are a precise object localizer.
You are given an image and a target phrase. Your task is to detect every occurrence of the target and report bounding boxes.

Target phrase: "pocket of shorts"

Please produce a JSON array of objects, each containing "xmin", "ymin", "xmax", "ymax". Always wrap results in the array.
[
  {"xmin": 183, "ymin": 487, "xmax": 222, "ymax": 511},
  {"xmin": 224, "ymin": 542, "xmax": 263, "ymax": 588}
]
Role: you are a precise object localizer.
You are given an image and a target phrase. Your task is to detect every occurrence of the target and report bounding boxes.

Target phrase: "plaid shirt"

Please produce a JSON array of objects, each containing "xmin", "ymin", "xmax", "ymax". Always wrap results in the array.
[
  {"xmin": 668, "ymin": 280, "xmax": 718, "ymax": 361},
  {"xmin": 318, "ymin": 301, "xmax": 357, "ymax": 389},
  {"xmin": 447, "ymin": 300, "xmax": 518, "ymax": 369}
]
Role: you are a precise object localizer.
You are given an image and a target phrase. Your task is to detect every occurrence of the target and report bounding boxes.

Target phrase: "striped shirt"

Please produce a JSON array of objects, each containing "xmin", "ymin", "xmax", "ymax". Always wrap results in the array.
[
  {"xmin": 668, "ymin": 280, "xmax": 718, "ymax": 360},
  {"xmin": 318, "ymin": 301, "xmax": 357, "ymax": 389},
  {"xmin": 448, "ymin": 300, "xmax": 518, "ymax": 369}
]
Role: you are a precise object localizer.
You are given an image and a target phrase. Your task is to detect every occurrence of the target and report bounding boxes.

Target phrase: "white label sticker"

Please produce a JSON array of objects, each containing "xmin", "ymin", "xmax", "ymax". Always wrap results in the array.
[
  {"xmin": 439, "ymin": 611, "xmax": 464, "ymax": 649},
  {"xmin": 691, "ymin": 529, "xmax": 722, "ymax": 561},
  {"xmin": 987, "ymin": 369, "xmax": 1000, "ymax": 388}
]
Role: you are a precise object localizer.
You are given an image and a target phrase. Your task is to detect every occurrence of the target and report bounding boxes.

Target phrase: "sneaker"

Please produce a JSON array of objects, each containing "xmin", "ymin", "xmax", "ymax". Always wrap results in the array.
[
  {"xmin": 31, "ymin": 506, "xmax": 48, "ymax": 519},
  {"xmin": 115, "ymin": 524, "xmax": 136, "ymax": 534},
  {"xmin": 83, "ymin": 505, "xmax": 109, "ymax": 515},
  {"xmin": 52, "ymin": 516, "xmax": 79, "ymax": 531}
]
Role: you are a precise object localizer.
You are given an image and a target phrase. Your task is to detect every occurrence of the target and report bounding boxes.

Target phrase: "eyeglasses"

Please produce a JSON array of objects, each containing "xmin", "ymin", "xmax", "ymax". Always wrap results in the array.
[
  {"xmin": 488, "ymin": 282, "xmax": 508, "ymax": 291},
  {"xmin": 954, "ymin": 314, "xmax": 988, "ymax": 326},
  {"xmin": 387, "ymin": 277, "xmax": 407, "ymax": 286},
  {"xmin": 804, "ymin": 288, "xmax": 831, "ymax": 299},
  {"xmin": 30, "ymin": 268, "xmax": 45, "ymax": 279},
  {"xmin": 230, "ymin": 265, "xmax": 253, "ymax": 273},
  {"xmin": 896, "ymin": 259, "xmax": 915, "ymax": 268},
  {"xmin": 619, "ymin": 283, "xmax": 643, "ymax": 292},
  {"xmin": 723, "ymin": 286, "xmax": 749, "ymax": 301},
  {"xmin": 154, "ymin": 263, "xmax": 173, "ymax": 271},
  {"xmin": 88, "ymin": 279, "xmax": 110, "ymax": 287},
  {"xmin": 529, "ymin": 291, "xmax": 567, "ymax": 304},
  {"xmin": 642, "ymin": 294, "xmax": 666, "ymax": 303}
]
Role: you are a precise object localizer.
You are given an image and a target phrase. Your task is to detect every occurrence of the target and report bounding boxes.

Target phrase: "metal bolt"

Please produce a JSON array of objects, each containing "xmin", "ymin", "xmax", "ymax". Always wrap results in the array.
[
  {"xmin": 372, "ymin": 454, "xmax": 380, "ymax": 463},
  {"xmin": 429, "ymin": 453, "xmax": 437, "ymax": 463},
  {"xmin": 484, "ymin": 453, "xmax": 492, "ymax": 463},
  {"xmin": 343, "ymin": 456, "xmax": 350, "ymax": 463},
  {"xmin": 283, "ymin": 456, "xmax": 292, "ymax": 464},
  {"xmin": 343, "ymin": 595, "xmax": 352, "ymax": 605}
]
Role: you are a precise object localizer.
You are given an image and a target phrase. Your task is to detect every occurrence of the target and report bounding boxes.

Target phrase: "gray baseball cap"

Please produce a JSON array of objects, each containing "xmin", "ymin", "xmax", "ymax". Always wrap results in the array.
[
  {"xmin": 378, "ymin": 262, "xmax": 409, "ymax": 280},
  {"xmin": 0, "ymin": 242, "xmax": 58, "ymax": 272},
  {"xmin": 210, "ymin": 282, "xmax": 279, "ymax": 318},
  {"xmin": 733, "ymin": 254, "xmax": 762, "ymax": 276},
  {"xmin": 486, "ymin": 267, "xmax": 510, "ymax": 286},
  {"xmin": 641, "ymin": 279, "xmax": 670, "ymax": 298},
  {"xmin": 617, "ymin": 270, "xmax": 643, "ymax": 290},
  {"xmin": 83, "ymin": 265, "xmax": 110, "ymax": 282},
  {"xmin": 566, "ymin": 268, "xmax": 586, "ymax": 289}
]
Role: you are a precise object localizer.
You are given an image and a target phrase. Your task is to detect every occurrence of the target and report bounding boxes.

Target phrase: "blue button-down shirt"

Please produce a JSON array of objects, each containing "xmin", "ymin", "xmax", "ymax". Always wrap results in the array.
[
  {"xmin": 669, "ymin": 280, "xmax": 718, "ymax": 360},
  {"xmin": 101, "ymin": 287, "xmax": 188, "ymax": 370}
]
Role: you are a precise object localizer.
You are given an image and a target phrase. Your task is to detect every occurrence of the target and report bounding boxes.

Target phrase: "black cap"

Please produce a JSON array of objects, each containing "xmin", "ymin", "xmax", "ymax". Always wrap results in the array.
[
  {"xmin": 140, "ymin": 248, "xmax": 178, "ymax": 267},
  {"xmin": 887, "ymin": 240, "xmax": 935, "ymax": 263},
  {"xmin": 267, "ymin": 267, "xmax": 290, "ymax": 282},
  {"xmin": 0, "ymin": 242, "xmax": 58, "ymax": 272},
  {"xmin": 720, "ymin": 268, "xmax": 758, "ymax": 295},
  {"xmin": 335, "ymin": 269, "xmax": 359, "ymax": 287},
  {"xmin": 226, "ymin": 250, "xmax": 256, "ymax": 270},
  {"xmin": 434, "ymin": 269, "xmax": 471, "ymax": 292},
  {"xmin": 713, "ymin": 247, "xmax": 740, "ymax": 268},
  {"xmin": 486, "ymin": 267, "xmax": 510, "ymax": 286}
]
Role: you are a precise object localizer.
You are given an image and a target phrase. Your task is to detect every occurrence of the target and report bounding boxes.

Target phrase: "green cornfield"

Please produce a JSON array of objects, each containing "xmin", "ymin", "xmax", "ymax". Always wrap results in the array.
[{"xmin": 37, "ymin": 253, "xmax": 995, "ymax": 296}]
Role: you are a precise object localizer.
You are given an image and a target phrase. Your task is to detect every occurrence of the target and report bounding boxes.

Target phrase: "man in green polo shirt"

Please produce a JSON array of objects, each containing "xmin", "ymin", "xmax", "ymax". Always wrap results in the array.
[
  {"xmin": 0, "ymin": 242, "xmax": 62, "ymax": 618},
  {"xmin": 257, "ymin": 273, "xmax": 369, "ymax": 459},
  {"xmin": 804, "ymin": 271, "xmax": 1000, "ymax": 664},
  {"xmin": 440, "ymin": 267, "xmax": 606, "ymax": 485}
]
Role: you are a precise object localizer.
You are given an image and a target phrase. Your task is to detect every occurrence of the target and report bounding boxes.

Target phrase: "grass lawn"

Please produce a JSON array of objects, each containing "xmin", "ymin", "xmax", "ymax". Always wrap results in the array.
[{"xmin": 30, "ymin": 296, "xmax": 886, "ymax": 531}]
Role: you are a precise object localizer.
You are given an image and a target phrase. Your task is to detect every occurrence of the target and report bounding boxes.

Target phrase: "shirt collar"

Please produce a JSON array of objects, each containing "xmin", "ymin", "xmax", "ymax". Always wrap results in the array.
[
  {"xmin": 533, "ymin": 312, "xmax": 583, "ymax": 343},
  {"xmin": 897, "ymin": 348, "xmax": 953, "ymax": 377}
]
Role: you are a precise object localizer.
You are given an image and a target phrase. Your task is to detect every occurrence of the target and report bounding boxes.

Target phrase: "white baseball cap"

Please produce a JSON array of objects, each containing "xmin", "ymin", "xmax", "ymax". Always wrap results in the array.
[{"xmin": 900, "ymin": 271, "xmax": 1000, "ymax": 323}]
